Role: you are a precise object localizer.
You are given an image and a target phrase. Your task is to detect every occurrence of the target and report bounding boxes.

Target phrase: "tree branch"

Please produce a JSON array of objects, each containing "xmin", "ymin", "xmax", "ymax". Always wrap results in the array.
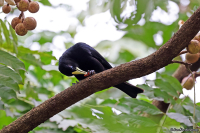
[
  {"xmin": 1, "ymin": 6, "xmax": 200, "ymax": 133},
  {"xmin": 178, "ymin": 50, "xmax": 188, "ymax": 56}
]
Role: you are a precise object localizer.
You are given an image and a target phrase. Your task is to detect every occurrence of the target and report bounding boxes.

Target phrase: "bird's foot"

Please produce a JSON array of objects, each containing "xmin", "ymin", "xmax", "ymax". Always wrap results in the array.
[
  {"xmin": 84, "ymin": 70, "xmax": 96, "ymax": 77},
  {"xmin": 72, "ymin": 81, "xmax": 79, "ymax": 85}
]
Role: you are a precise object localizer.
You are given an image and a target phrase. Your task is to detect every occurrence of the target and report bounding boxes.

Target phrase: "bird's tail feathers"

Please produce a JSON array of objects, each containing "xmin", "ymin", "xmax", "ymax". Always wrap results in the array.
[{"xmin": 114, "ymin": 82, "xmax": 143, "ymax": 98}]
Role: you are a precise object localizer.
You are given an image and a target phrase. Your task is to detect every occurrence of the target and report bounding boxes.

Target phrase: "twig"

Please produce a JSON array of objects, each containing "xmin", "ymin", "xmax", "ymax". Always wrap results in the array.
[
  {"xmin": 171, "ymin": 60, "xmax": 192, "ymax": 67},
  {"xmin": 185, "ymin": 66, "xmax": 196, "ymax": 131},
  {"xmin": 158, "ymin": 103, "xmax": 171, "ymax": 133},
  {"xmin": 178, "ymin": 50, "xmax": 188, "ymax": 56}
]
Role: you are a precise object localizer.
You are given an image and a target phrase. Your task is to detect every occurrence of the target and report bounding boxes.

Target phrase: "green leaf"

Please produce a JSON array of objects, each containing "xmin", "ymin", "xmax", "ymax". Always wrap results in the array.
[
  {"xmin": 100, "ymin": 99, "xmax": 131, "ymax": 114},
  {"xmin": 163, "ymin": 116, "xmax": 181, "ymax": 130},
  {"xmin": 110, "ymin": 0, "xmax": 122, "ymax": 23},
  {"xmin": 114, "ymin": 49, "xmax": 135, "ymax": 64},
  {"xmin": 38, "ymin": 0, "xmax": 52, "ymax": 6},
  {"xmin": 0, "ymin": 64, "xmax": 23, "ymax": 84},
  {"xmin": 25, "ymin": 83, "xmax": 38, "ymax": 99},
  {"xmin": 0, "ymin": 75, "xmax": 19, "ymax": 92},
  {"xmin": 18, "ymin": 46, "xmax": 56, "ymax": 60},
  {"xmin": 134, "ymin": 0, "xmax": 154, "ymax": 23},
  {"xmin": 0, "ymin": 100, "xmax": 4, "ymax": 110},
  {"xmin": 153, "ymin": 89, "xmax": 175, "ymax": 104},
  {"xmin": 161, "ymin": 127, "xmax": 173, "ymax": 133},
  {"xmin": 137, "ymin": 84, "xmax": 155, "ymax": 99},
  {"xmin": 58, "ymin": 120, "xmax": 78, "ymax": 131},
  {"xmin": 20, "ymin": 54, "xmax": 42, "ymax": 67},
  {"xmin": 38, "ymin": 121, "xmax": 58, "ymax": 129},
  {"xmin": 166, "ymin": 113, "xmax": 193, "ymax": 126},
  {"xmin": 160, "ymin": 74, "xmax": 182, "ymax": 94},
  {"xmin": 40, "ymin": 52, "xmax": 55, "ymax": 65},
  {"xmin": 163, "ymin": 63, "xmax": 180, "ymax": 76},
  {"xmin": 182, "ymin": 101, "xmax": 200, "ymax": 122},
  {"xmin": 92, "ymin": 106, "xmax": 113, "ymax": 117},
  {"xmin": 8, "ymin": 22, "xmax": 18, "ymax": 54},
  {"xmin": 70, "ymin": 105, "xmax": 97, "ymax": 120},
  {"xmin": 155, "ymin": 0, "xmax": 168, "ymax": 12},
  {"xmin": 137, "ymin": 94, "xmax": 152, "ymax": 103},
  {"xmin": 0, "ymin": 50, "xmax": 25, "ymax": 72},
  {"xmin": 5, "ymin": 99, "xmax": 32, "ymax": 112},
  {"xmin": 124, "ymin": 22, "xmax": 177, "ymax": 48},
  {"xmin": 197, "ymin": 102, "xmax": 200, "ymax": 106},
  {"xmin": 0, "ymin": 85, "xmax": 16, "ymax": 99},
  {"xmin": 155, "ymin": 79, "xmax": 179, "ymax": 97},
  {"xmin": 0, "ymin": 26, "xmax": 3, "ymax": 45},
  {"xmin": 0, "ymin": 20, "xmax": 11, "ymax": 45},
  {"xmin": 0, "ymin": 110, "xmax": 16, "ymax": 129},
  {"xmin": 118, "ymin": 113, "xmax": 158, "ymax": 127},
  {"xmin": 137, "ymin": 84, "xmax": 154, "ymax": 91},
  {"xmin": 120, "ymin": 98, "xmax": 163, "ymax": 115}
]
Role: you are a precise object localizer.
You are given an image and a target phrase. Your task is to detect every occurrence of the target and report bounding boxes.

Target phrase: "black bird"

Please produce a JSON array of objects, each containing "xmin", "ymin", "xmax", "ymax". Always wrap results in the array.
[{"xmin": 58, "ymin": 42, "xmax": 143, "ymax": 98}]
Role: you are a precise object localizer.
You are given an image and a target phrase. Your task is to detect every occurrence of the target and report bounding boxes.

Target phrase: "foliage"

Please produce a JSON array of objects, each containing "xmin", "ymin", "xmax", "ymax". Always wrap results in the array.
[{"xmin": 0, "ymin": 0, "xmax": 200, "ymax": 133}]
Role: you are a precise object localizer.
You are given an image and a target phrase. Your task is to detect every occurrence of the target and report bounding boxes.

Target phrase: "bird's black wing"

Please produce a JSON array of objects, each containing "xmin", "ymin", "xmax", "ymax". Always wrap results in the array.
[
  {"xmin": 78, "ymin": 42, "xmax": 112, "ymax": 69},
  {"xmin": 88, "ymin": 47, "xmax": 112, "ymax": 70}
]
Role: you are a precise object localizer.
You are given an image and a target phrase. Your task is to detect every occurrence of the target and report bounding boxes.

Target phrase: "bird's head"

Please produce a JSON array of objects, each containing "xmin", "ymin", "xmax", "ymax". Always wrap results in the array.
[
  {"xmin": 59, "ymin": 56, "xmax": 87, "ymax": 76},
  {"xmin": 58, "ymin": 64, "xmax": 74, "ymax": 76},
  {"xmin": 59, "ymin": 64, "xmax": 86, "ymax": 76}
]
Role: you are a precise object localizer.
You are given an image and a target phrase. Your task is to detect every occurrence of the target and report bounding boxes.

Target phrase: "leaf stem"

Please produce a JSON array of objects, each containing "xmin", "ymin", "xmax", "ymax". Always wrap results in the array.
[
  {"xmin": 157, "ymin": 104, "xmax": 171, "ymax": 133},
  {"xmin": 186, "ymin": 66, "xmax": 196, "ymax": 131}
]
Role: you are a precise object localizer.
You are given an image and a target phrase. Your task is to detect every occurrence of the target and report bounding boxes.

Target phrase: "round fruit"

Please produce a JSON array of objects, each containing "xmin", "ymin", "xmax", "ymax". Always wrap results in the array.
[
  {"xmin": 14, "ymin": 0, "xmax": 21, "ymax": 3},
  {"xmin": 28, "ymin": 1, "xmax": 39, "ymax": 13},
  {"xmin": 15, "ymin": 23, "xmax": 27, "ymax": 36},
  {"xmin": 17, "ymin": 0, "xmax": 29, "ymax": 11},
  {"xmin": 187, "ymin": 40, "xmax": 200, "ymax": 54},
  {"xmin": 194, "ymin": 33, "xmax": 200, "ymax": 42},
  {"xmin": 185, "ymin": 53, "xmax": 199, "ymax": 63},
  {"xmin": 23, "ymin": 17, "xmax": 37, "ymax": 30},
  {"xmin": 182, "ymin": 77, "xmax": 194, "ymax": 90},
  {"xmin": 11, "ymin": 17, "xmax": 22, "ymax": 29},
  {"xmin": 2, "ymin": 4, "xmax": 11, "ymax": 14}
]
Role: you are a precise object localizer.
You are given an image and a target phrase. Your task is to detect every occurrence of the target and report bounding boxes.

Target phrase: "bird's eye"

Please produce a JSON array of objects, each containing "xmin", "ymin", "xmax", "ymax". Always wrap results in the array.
[{"xmin": 69, "ymin": 66, "xmax": 74, "ymax": 70}]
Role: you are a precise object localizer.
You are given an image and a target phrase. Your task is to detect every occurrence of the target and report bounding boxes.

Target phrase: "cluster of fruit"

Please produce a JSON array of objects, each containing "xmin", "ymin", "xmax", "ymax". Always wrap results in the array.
[
  {"xmin": 177, "ymin": 20, "xmax": 200, "ymax": 90},
  {"xmin": 181, "ymin": 33, "xmax": 200, "ymax": 90},
  {"xmin": 0, "ymin": 0, "xmax": 39, "ymax": 36}
]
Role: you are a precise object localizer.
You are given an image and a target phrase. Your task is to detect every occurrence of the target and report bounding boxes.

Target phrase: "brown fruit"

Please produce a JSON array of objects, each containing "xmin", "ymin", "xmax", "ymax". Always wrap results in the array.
[
  {"xmin": 15, "ymin": 23, "xmax": 27, "ymax": 36},
  {"xmin": 2, "ymin": 4, "xmax": 11, "ymax": 14},
  {"xmin": 185, "ymin": 53, "xmax": 199, "ymax": 63},
  {"xmin": 23, "ymin": 17, "xmax": 37, "ymax": 30},
  {"xmin": 182, "ymin": 77, "xmax": 194, "ymax": 90},
  {"xmin": 17, "ymin": 0, "xmax": 29, "ymax": 11},
  {"xmin": 11, "ymin": 17, "xmax": 22, "ymax": 29},
  {"xmin": 187, "ymin": 40, "xmax": 200, "ymax": 54},
  {"xmin": 14, "ymin": 0, "xmax": 21, "ymax": 3},
  {"xmin": 194, "ymin": 33, "xmax": 200, "ymax": 42},
  {"xmin": 28, "ymin": 1, "xmax": 39, "ymax": 13}
]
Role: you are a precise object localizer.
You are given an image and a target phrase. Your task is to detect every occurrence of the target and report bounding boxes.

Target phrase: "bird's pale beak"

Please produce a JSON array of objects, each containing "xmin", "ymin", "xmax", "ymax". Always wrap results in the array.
[{"xmin": 72, "ymin": 67, "xmax": 87, "ymax": 75}]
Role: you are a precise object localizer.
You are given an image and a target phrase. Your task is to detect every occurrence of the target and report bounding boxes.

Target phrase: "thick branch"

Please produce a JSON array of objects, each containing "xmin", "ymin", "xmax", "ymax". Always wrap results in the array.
[{"xmin": 1, "ymin": 6, "xmax": 200, "ymax": 133}]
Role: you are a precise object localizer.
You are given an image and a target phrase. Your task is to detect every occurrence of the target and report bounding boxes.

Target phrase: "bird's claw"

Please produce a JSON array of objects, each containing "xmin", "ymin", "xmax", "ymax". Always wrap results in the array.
[{"xmin": 84, "ymin": 70, "xmax": 96, "ymax": 77}]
